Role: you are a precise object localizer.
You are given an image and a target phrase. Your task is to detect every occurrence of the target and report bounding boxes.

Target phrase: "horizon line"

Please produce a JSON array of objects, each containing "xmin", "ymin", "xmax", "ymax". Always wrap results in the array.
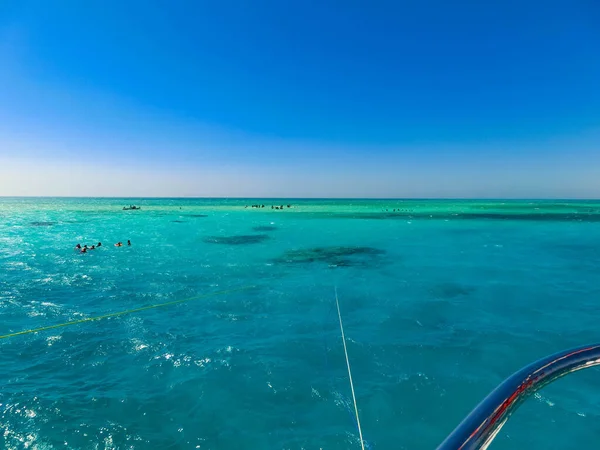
[{"xmin": 1, "ymin": 196, "xmax": 599, "ymax": 201}]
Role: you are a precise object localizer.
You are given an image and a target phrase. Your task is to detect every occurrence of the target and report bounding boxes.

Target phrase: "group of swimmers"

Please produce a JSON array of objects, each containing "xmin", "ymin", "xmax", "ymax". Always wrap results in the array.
[
  {"xmin": 246, "ymin": 204, "xmax": 292, "ymax": 210},
  {"xmin": 75, "ymin": 240, "xmax": 131, "ymax": 253}
]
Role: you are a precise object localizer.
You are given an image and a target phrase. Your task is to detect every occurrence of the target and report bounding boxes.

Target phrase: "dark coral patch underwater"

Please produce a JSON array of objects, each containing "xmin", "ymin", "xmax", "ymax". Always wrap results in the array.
[
  {"xmin": 330, "ymin": 211, "xmax": 600, "ymax": 222},
  {"xmin": 203, "ymin": 234, "xmax": 270, "ymax": 245},
  {"xmin": 429, "ymin": 282, "xmax": 476, "ymax": 299},
  {"xmin": 273, "ymin": 246, "xmax": 386, "ymax": 268},
  {"xmin": 252, "ymin": 226, "xmax": 278, "ymax": 232}
]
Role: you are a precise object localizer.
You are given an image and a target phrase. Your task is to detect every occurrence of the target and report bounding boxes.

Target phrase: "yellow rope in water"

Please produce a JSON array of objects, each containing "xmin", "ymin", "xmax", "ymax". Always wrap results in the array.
[{"xmin": 0, "ymin": 286, "xmax": 254, "ymax": 341}]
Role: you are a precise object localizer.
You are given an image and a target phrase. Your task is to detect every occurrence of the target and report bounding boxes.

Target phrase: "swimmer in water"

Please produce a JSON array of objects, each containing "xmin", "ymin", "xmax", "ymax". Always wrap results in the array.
[
  {"xmin": 115, "ymin": 242, "xmax": 123, "ymax": 247},
  {"xmin": 97, "ymin": 242, "xmax": 102, "ymax": 247},
  {"xmin": 81, "ymin": 247, "xmax": 87, "ymax": 253},
  {"xmin": 127, "ymin": 240, "xmax": 131, "ymax": 246},
  {"xmin": 75, "ymin": 244, "xmax": 81, "ymax": 249},
  {"xmin": 90, "ymin": 245, "xmax": 95, "ymax": 250}
]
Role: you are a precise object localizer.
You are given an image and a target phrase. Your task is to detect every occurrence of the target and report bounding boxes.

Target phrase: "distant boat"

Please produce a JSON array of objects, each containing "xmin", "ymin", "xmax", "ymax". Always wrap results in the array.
[{"xmin": 123, "ymin": 205, "xmax": 141, "ymax": 210}]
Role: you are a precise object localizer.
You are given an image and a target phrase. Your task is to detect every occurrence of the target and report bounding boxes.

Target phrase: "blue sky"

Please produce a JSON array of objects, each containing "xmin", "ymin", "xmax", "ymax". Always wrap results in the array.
[{"xmin": 0, "ymin": 0, "xmax": 599, "ymax": 197}]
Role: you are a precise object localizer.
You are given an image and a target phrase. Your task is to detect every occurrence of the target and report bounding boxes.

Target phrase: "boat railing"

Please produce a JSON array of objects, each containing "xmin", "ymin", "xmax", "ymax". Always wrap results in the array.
[{"xmin": 437, "ymin": 344, "xmax": 600, "ymax": 450}]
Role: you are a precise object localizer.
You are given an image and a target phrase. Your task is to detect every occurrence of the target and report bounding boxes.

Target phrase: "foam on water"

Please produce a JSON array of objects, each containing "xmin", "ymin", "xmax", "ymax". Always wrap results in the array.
[{"xmin": 1, "ymin": 198, "xmax": 600, "ymax": 449}]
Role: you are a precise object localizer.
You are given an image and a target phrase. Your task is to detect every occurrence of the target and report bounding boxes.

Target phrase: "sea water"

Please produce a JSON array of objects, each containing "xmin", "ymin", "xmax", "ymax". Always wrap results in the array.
[{"xmin": 1, "ymin": 198, "xmax": 599, "ymax": 449}]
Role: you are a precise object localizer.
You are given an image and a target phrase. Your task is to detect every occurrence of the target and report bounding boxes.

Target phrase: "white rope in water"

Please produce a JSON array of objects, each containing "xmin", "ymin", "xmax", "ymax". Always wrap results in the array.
[{"xmin": 335, "ymin": 287, "xmax": 365, "ymax": 450}]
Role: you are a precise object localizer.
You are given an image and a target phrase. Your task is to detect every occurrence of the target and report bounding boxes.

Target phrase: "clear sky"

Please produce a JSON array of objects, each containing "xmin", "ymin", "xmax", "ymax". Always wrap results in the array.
[{"xmin": 1, "ymin": 0, "xmax": 599, "ymax": 198}]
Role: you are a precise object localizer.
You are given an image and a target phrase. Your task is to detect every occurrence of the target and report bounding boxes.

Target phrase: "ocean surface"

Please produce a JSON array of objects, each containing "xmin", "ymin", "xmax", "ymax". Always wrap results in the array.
[{"xmin": 1, "ymin": 198, "xmax": 600, "ymax": 450}]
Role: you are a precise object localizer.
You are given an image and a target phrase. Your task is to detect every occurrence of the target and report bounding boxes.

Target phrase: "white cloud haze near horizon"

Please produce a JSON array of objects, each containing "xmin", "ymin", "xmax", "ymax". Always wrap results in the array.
[{"xmin": 2, "ymin": 135, "xmax": 599, "ymax": 198}]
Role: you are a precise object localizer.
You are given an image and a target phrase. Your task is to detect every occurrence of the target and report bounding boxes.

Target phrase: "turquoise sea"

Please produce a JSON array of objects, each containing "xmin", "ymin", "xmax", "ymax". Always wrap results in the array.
[{"xmin": 1, "ymin": 197, "xmax": 600, "ymax": 449}]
